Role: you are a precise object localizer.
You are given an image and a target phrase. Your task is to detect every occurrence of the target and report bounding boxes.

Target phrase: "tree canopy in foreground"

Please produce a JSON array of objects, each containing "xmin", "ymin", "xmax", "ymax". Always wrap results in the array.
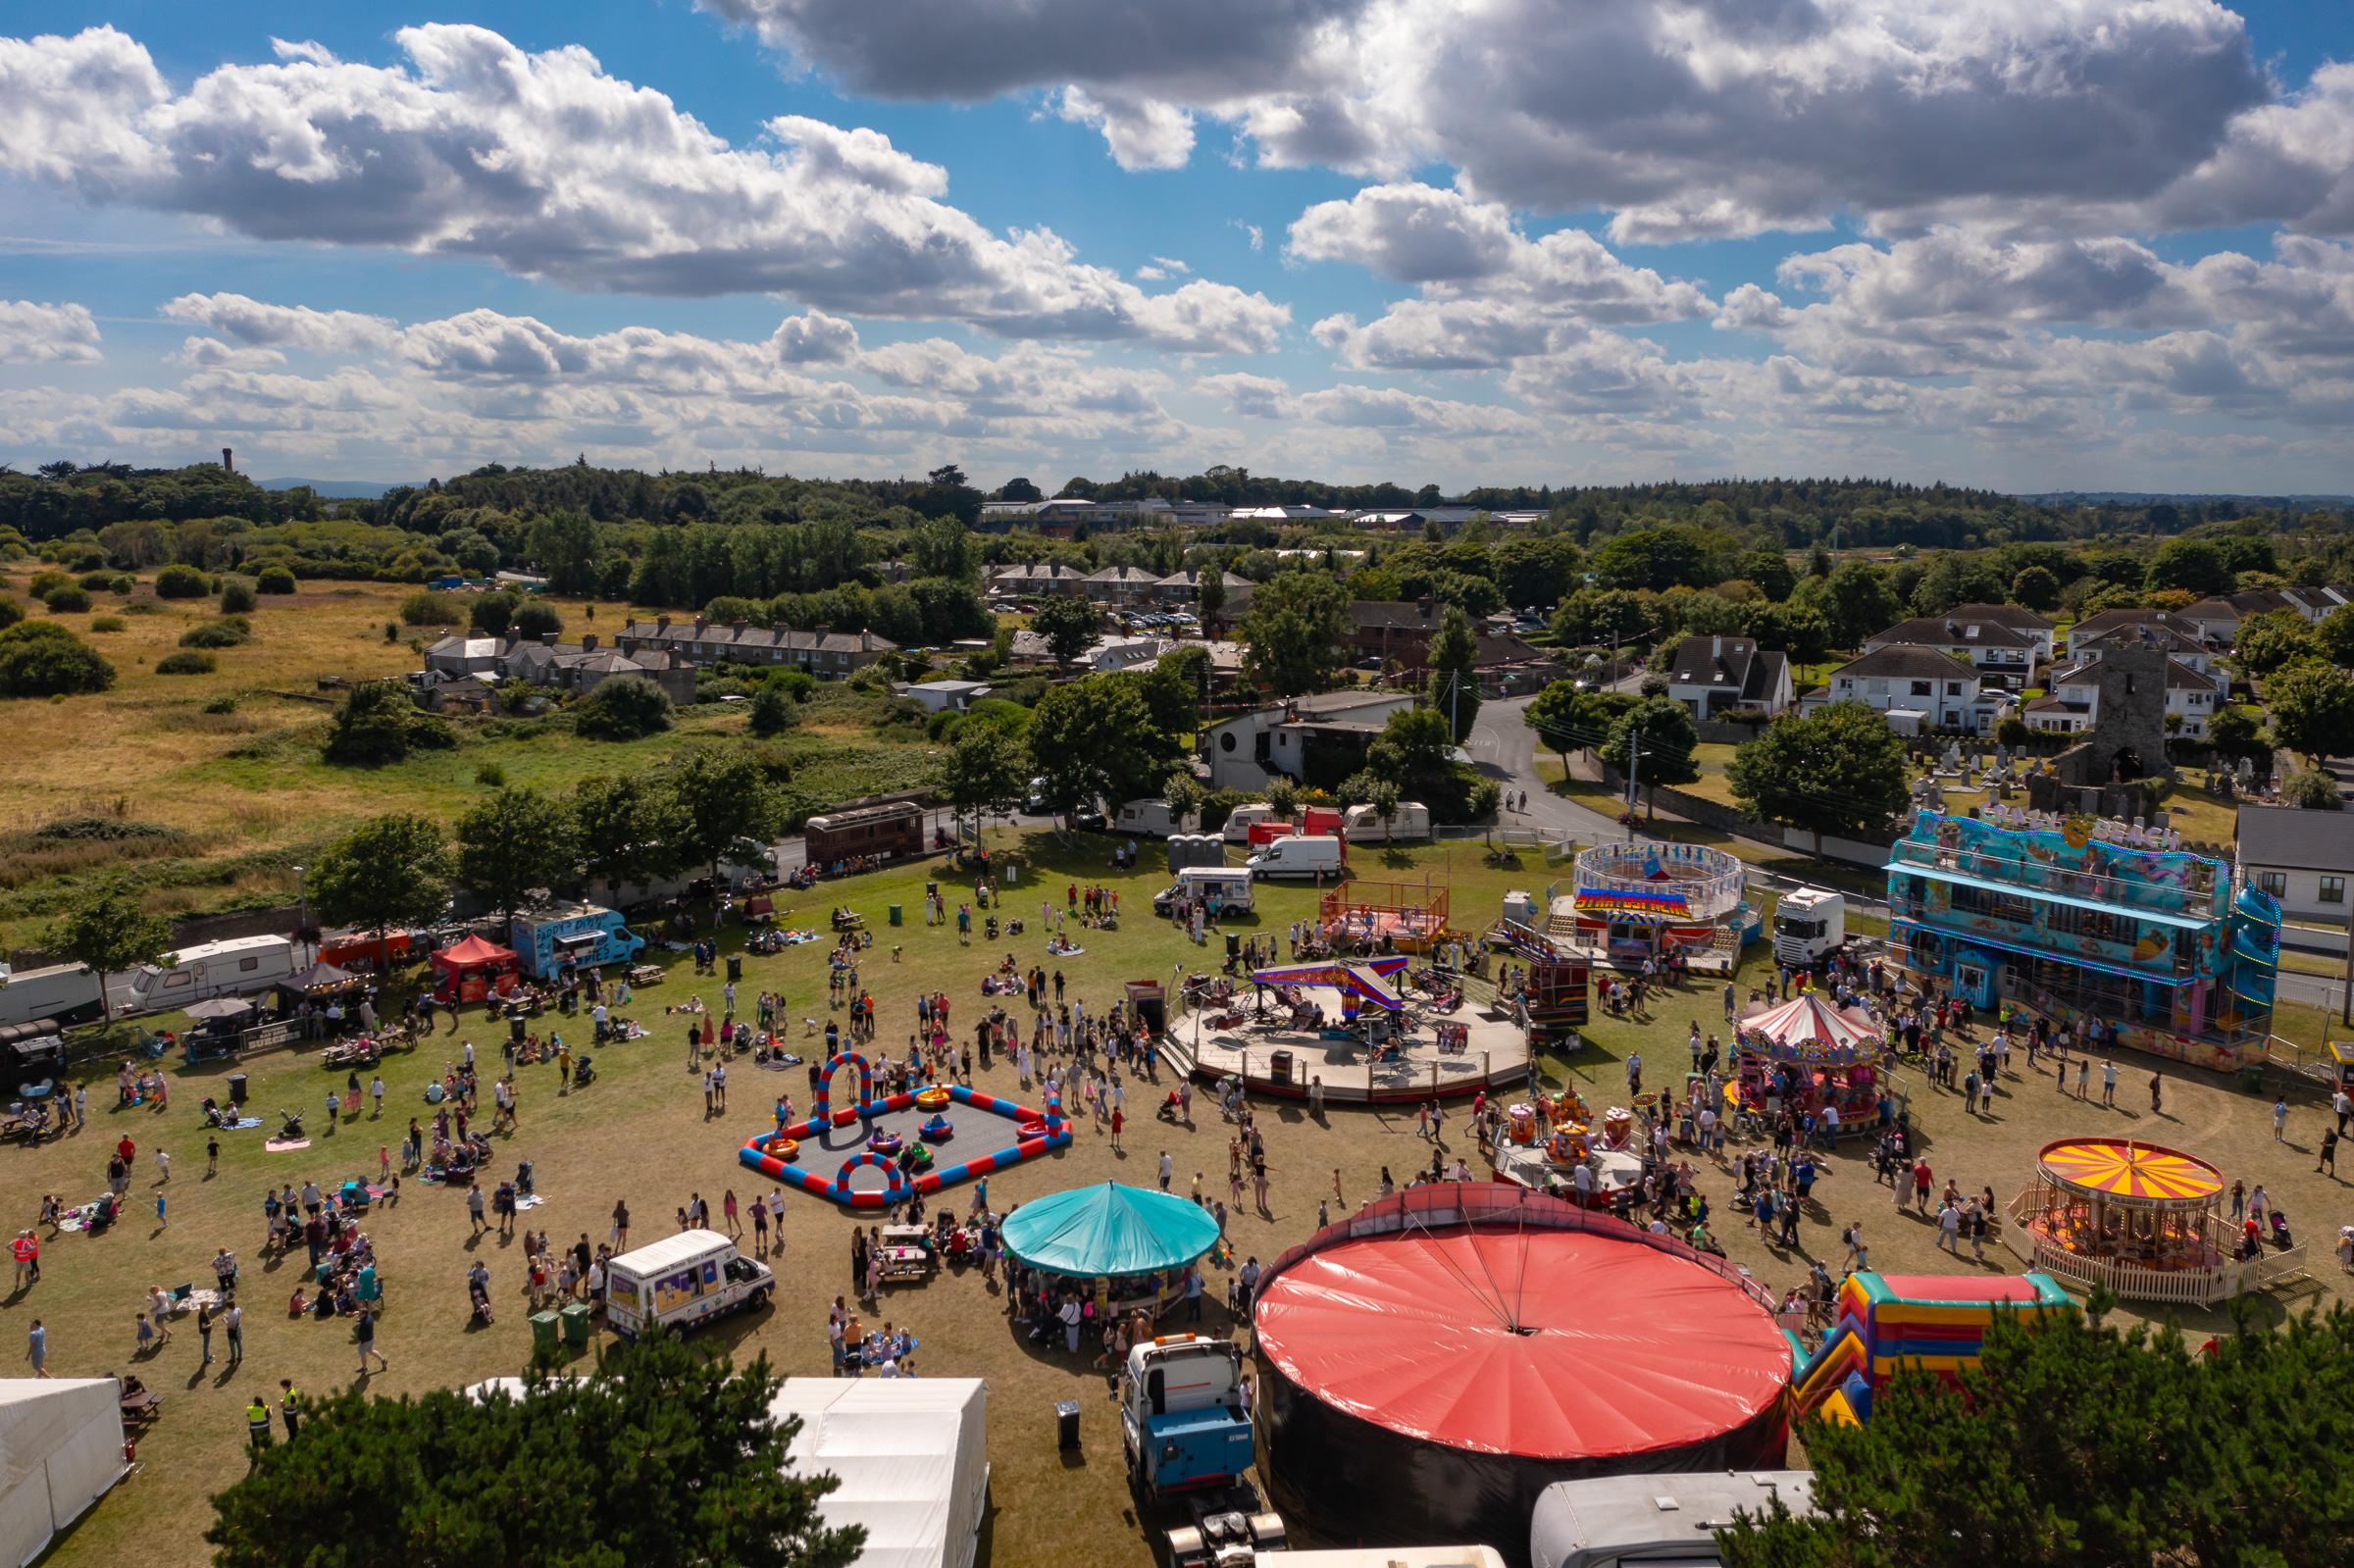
[
  {"xmin": 1719, "ymin": 1299, "xmax": 2354, "ymax": 1568},
  {"xmin": 207, "ymin": 1333, "xmax": 863, "ymax": 1568}
]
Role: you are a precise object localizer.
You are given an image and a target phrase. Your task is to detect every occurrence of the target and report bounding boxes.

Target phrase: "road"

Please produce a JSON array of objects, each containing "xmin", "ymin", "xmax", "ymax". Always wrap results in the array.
[{"xmin": 1464, "ymin": 692, "xmax": 1628, "ymax": 844}]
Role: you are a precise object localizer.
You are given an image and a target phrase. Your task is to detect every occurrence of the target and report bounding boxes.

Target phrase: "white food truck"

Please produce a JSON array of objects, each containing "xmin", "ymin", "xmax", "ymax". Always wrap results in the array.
[{"xmin": 604, "ymin": 1231, "xmax": 774, "ymax": 1340}]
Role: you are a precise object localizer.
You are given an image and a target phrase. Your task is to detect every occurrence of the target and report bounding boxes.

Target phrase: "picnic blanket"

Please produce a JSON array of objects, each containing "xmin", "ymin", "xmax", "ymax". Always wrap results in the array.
[
  {"xmin": 756, "ymin": 1054, "xmax": 805, "ymax": 1071},
  {"xmin": 1045, "ymin": 943, "xmax": 1087, "ymax": 958},
  {"xmin": 265, "ymin": 1137, "xmax": 312, "ymax": 1153},
  {"xmin": 781, "ymin": 930, "xmax": 821, "ymax": 945},
  {"xmin": 212, "ymin": 1116, "xmax": 264, "ymax": 1131}
]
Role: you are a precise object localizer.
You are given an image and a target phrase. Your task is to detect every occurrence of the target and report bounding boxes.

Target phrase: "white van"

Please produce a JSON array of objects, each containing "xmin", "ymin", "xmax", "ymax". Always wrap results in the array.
[
  {"xmin": 1341, "ymin": 801, "xmax": 1432, "ymax": 842},
  {"xmin": 126, "ymin": 936, "xmax": 298, "ymax": 1013},
  {"xmin": 1528, "ymin": 1472, "xmax": 1817, "ymax": 1568},
  {"xmin": 604, "ymin": 1231, "xmax": 774, "ymax": 1340},
  {"xmin": 1153, "ymin": 866, "xmax": 1254, "ymax": 917},
  {"xmin": 1246, "ymin": 835, "xmax": 1346, "ymax": 880},
  {"xmin": 1223, "ymin": 803, "xmax": 1281, "ymax": 842},
  {"xmin": 0, "ymin": 962, "xmax": 107, "ymax": 1028},
  {"xmin": 1255, "ymin": 1551, "xmax": 1507, "ymax": 1567}
]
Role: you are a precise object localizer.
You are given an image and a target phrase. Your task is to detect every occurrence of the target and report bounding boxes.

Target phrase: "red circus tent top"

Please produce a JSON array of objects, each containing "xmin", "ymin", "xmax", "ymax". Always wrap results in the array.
[
  {"xmin": 1253, "ymin": 1217, "xmax": 1789, "ymax": 1460},
  {"xmin": 433, "ymin": 935, "xmax": 517, "ymax": 972},
  {"xmin": 1736, "ymin": 993, "xmax": 1884, "ymax": 1060}
]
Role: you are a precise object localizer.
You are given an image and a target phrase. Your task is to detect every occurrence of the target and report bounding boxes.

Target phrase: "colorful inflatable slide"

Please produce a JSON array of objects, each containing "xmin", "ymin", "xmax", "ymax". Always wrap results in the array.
[{"xmin": 1790, "ymin": 1271, "xmax": 2076, "ymax": 1427}]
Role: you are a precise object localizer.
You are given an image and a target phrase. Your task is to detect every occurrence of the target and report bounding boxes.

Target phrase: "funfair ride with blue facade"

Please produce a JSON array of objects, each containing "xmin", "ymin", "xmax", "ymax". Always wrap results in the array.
[{"xmin": 1886, "ymin": 812, "xmax": 2278, "ymax": 1072}]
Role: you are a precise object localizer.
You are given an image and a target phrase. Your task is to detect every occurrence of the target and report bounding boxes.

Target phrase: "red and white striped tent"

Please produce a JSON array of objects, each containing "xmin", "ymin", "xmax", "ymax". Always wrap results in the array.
[{"xmin": 1736, "ymin": 993, "xmax": 1885, "ymax": 1061}]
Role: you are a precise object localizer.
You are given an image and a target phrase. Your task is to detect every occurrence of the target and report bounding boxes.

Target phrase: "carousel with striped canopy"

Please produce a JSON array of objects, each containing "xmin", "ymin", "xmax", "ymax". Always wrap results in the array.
[{"xmin": 2013, "ymin": 1138, "xmax": 2235, "ymax": 1302}]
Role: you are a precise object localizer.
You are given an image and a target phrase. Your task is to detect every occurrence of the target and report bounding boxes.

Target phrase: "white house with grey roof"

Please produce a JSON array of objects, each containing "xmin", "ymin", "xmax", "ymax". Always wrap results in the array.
[
  {"xmin": 2236, "ymin": 802, "xmax": 2354, "ymax": 922},
  {"xmin": 1800, "ymin": 645, "xmax": 2004, "ymax": 734}
]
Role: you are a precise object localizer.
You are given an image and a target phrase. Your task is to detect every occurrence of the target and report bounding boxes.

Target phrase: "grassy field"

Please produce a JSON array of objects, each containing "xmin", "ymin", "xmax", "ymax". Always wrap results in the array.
[
  {"xmin": 0, "ymin": 569, "xmax": 939, "ymax": 949},
  {"xmin": 7, "ymin": 835, "xmax": 2350, "ymax": 1568}
]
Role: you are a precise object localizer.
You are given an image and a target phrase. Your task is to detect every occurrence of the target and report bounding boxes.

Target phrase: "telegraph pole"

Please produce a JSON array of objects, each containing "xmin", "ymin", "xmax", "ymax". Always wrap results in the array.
[{"xmin": 1624, "ymin": 726, "xmax": 1643, "ymax": 842}]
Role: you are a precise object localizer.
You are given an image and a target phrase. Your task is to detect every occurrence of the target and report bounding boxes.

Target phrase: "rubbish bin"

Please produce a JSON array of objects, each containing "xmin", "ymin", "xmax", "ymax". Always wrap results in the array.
[
  {"xmin": 560, "ymin": 1300, "xmax": 591, "ymax": 1349},
  {"xmin": 889, "ymin": 903, "xmax": 902, "ymax": 928},
  {"xmin": 1003, "ymin": 864, "xmax": 1019, "ymax": 885},
  {"xmin": 1267, "ymin": 1048, "xmax": 1294, "ymax": 1087},
  {"xmin": 2239, "ymin": 1064, "xmax": 2266, "ymax": 1094},
  {"xmin": 727, "ymin": 953, "xmax": 743, "ymax": 983},
  {"xmin": 1054, "ymin": 1398, "xmax": 1082, "ymax": 1451},
  {"xmin": 530, "ymin": 1310, "xmax": 560, "ymax": 1355},
  {"xmin": 228, "ymin": 1072, "xmax": 248, "ymax": 1105}
]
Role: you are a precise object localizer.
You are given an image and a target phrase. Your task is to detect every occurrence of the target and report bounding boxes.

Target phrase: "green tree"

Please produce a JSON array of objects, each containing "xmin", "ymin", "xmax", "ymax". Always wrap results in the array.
[
  {"xmin": 1238, "ymin": 571, "xmax": 1351, "ymax": 695},
  {"xmin": 1365, "ymin": 775, "xmax": 1403, "ymax": 837},
  {"xmin": 207, "ymin": 1332, "xmax": 862, "ymax": 1568},
  {"xmin": 1264, "ymin": 777, "xmax": 1302, "ymax": 819},
  {"xmin": 1718, "ymin": 1301, "xmax": 2354, "ymax": 1568},
  {"xmin": 219, "ymin": 580, "xmax": 258, "ymax": 615},
  {"xmin": 1366, "ymin": 704, "xmax": 1457, "ymax": 792},
  {"xmin": 2234, "ymin": 609, "xmax": 2318, "ymax": 677},
  {"xmin": 1549, "ymin": 586, "xmax": 1650, "ymax": 649},
  {"xmin": 1029, "ymin": 594, "xmax": 1101, "ymax": 668},
  {"xmin": 1028, "ymin": 676, "xmax": 1178, "ymax": 827},
  {"xmin": 1523, "ymin": 680, "xmax": 1588, "ymax": 777},
  {"xmin": 2268, "ymin": 661, "xmax": 2354, "ymax": 763},
  {"xmin": 307, "ymin": 814, "xmax": 453, "ymax": 958},
  {"xmin": 253, "ymin": 565, "xmax": 298, "ymax": 594},
  {"xmin": 1819, "ymin": 561, "xmax": 1902, "ymax": 647},
  {"xmin": 0, "ymin": 621, "xmax": 115, "ymax": 697},
  {"xmin": 2316, "ymin": 605, "xmax": 2354, "ymax": 670},
  {"xmin": 2145, "ymin": 537, "xmax": 2235, "ymax": 596},
  {"xmin": 511, "ymin": 600, "xmax": 564, "ymax": 641},
  {"xmin": 401, "ymin": 590, "xmax": 463, "ymax": 627},
  {"xmin": 41, "ymin": 885, "xmax": 171, "ymax": 1025},
  {"xmin": 1196, "ymin": 569, "xmax": 1228, "ymax": 631},
  {"xmin": 323, "ymin": 681, "xmax": 453, "ymax": 766},
  {"xmin": 940, "ymin": 720, "xmax": 1030, "ymax": 839},
  {"xmin": 469, "ymin": 591, "xmax": 519, "ymax": 638},
  {"xmin": 1601, "ymin": 695, "xmax": 1701, "ymax": 813},
  {"xmin": 1745, "ymin": 602, "xmax": 1833, "ymax": 666},
  {"xmin": 1162, "ymin": 770, "xmax": 1205, "ymax": 828},
  {"xmin": 572, "ymin": 774, "xmax": 686, "ymax": 905},
  {"xmin": 1727, "ymin": 702, "xmax": 1911, "ymax": 852},
  {"xmin": 527, "ymin": 509, "xmax": 600, "ymax": 596},
  {"xmin": 669, "ymin": 745, "xmax": 784, "ymax": 878},
  {"xmin": 574, "ymin": 675, "xmax": 675, "ymax": 741},
  {"xmin": 1427, "ymin": 604, "xmax": 1483, "ymax": 743},
  {"xmin": 2284, "ymin": 768, "xmax": 2345, "ymax": 810},
  {"xmin": 2010, "ymin": 565, "xmax": 2061, "ymax": 611},
  {"xmin": 748, "ymin": 681, "xmax": 798, "ymax": 737},
  {"xmin": 455, "ymin": 787, "xmax": 579, "ymax": 931},
  {"xmin": 2207, "ymin": 704, "xmax": 2267, "ymax": 764}
]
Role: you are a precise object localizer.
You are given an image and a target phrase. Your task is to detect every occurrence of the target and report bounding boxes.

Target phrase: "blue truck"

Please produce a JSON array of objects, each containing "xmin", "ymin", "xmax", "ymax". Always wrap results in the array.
[{"xmin": 509, "ymin": 903, "xmax": 645, "ymax": 980}]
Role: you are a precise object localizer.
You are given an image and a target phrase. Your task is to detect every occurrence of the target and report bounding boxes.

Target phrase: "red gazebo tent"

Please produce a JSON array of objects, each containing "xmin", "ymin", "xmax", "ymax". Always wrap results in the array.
[{"xmin": 432, "ymin": 935, "xmax": 520, "ymax": 1004}]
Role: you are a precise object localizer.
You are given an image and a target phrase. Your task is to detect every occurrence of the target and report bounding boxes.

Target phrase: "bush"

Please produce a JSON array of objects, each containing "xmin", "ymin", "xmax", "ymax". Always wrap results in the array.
[
  {"xmin": 203, "ymin": 694, "xmax": 239, "ymax": 715},
  {"xmin": 2284, "ymin": 769, "xmax": 2344, "ymax": 810},
  {"xmin": 511, "ymin": 601, "xmax": 563, "ymax": 640},
  {"xmin": 573, "ymin": 676, "xmax": 674, "ymax": 741},
  {"xmin": 400, "ymin": 590, "xmax": 463, "ymax": 627},
  {"xmin": 469, "ymin": 591, "xmax": 518, "ymax": 637},
  {"xmin": 61, "ymin": 547, "xmax": 105, "ymax": 573},
  {"xmin": 476, "ymin": 762, "xmax": 507, "ymax": 786},
  {"xmin": 41, "ymin": 584, "xmax": 90, "ymax": 613},
  {"xmin": 0, "ymin": 596, "xmax": 20, "ymax": 632},
  {"xmin": 384, "ymin": 622, "xmax": 401, "ymax": 642},
  {"xmin": 770, "ymin": 669, "xmax": 817, "ymax": 703},
  {"xmin": 254, "ymin": 565, "xmax": 297, "ymax": 594},
  {"xmin": 0, "ymin": 621, "xmax": 116, "ymax": 697},
  {"xmin": 156, "ymin": 650, "xmax": 217, "ymax": 675},
  {"xmin": 750, "ymin": 681, "xmax": 799, "ymax": 737},
  {"xmin": 1199, "ymin": 788, "xmax": 1252, "ymax": 833},
  {"xmin": 110, "ymin": 574, "xmax": 136, "ymax": 594},
  {"xmin": 219, "ymin": 581, "xmax": 257, "ymax": 614},
  {"xmin": 179, "ymin": 617, "xmax": 252, "ymax": 650},
  {"xmin": 154, "ymin": 563, "xmax": 209, "ymax": 599},
  {"xmin": 1995, "ymin": 715, "xmax": 2031, "ymax": 748},
  {"xmin": 26, "ymin": 571, "xmax": 71, "ymax": 599},
  {"xmin": 323, "ymin": 681, "xmax": 455, "ymax": 766},
  {"xmin": 77, "ymin": 570, "xmax": 115, "ymax": 591},
  {"xmin": 89, "ymin": 616, "xmax": 125, "ymax": 632}
]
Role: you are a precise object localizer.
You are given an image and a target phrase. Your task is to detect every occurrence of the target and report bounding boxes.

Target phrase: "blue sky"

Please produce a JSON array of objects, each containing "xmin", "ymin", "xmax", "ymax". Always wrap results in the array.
[{"xmin": 2, "ymin": 2, "xmax": 2351, "ymax": 491}]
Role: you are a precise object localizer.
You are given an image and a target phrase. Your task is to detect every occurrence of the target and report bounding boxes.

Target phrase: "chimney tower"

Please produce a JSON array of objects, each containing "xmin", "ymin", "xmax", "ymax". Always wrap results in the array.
[{"xmin": 221, "ymin": 447, "xmax": 234, "ymax": 474}]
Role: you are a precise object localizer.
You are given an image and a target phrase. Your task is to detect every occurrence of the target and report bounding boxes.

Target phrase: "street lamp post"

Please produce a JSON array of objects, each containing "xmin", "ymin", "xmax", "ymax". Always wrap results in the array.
[{"xmin": 293, "ymin": 864, "xmax": 309, "ymax": 964}]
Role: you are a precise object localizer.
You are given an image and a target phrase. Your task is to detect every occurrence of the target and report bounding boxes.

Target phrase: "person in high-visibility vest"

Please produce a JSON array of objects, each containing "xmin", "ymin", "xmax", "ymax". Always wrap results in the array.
[{"xmin": 245, "ymin": 1396, "xmax": 273, "ymax": 1459}]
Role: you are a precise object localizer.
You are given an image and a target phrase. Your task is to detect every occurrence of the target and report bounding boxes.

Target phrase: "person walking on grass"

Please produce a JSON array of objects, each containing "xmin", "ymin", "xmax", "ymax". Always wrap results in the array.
[
  {"xmin": 2100, "ymin": 1057, "xmax": 2117, "ymax": 1107},
  {"xmin": 2275, "ymin": 1096, "xmax": 2290, "ymax": 1141},
  {"xmin": 354, "ymin": 1307, "xmax": 387, "ymax": 1374}
]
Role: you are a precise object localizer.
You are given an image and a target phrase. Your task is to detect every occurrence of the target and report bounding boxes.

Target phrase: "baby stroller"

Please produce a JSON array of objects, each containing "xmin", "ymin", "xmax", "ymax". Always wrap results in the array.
[
  {"xmin": 1156, "ymin": 1088, "xmax": 1184, "ymax": 1123},
  {"xmin": 469, "ymin": 1278, "xmax": 494, "ymax": 1325},
  {"xmin": 572, "ymin": 1053, "xmax": 595, "ymax": 1087},
  {"xmin": 276, "ymin": 1107, "xmax": 305, "ymax": 1140},
  {"xmin": 2270, "ymin": 1209, "xmax": 2293, "ymax": 1249},
  {"xmin": 514, "ymin": 1159, "xmax": 536, "ymax": 1199}
]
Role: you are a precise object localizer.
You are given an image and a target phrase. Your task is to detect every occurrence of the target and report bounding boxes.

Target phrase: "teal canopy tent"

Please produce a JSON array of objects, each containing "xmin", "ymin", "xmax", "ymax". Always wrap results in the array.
[{"xmin": 1000, "ymin": 1182, "xmax": 1222, "ymax": 1278}]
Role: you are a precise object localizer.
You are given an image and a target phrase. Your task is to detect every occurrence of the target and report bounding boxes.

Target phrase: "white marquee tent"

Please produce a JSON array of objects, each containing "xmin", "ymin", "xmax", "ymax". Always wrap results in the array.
[
  {"xmin": 0, "ymin": 1380, "xmax": 126, "ymax": 1568},
  {"xmin": 768, "ymin": 1378, "xmax": 989, "ymax": 1568}
]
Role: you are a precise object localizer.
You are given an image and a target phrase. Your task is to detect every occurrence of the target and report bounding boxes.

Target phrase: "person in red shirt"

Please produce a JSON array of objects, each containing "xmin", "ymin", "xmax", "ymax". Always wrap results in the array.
[
  {"xmin": 1109, "ymin": 1105, "xmax": 1124, "ymax": 1152},
  {"xmin": 116, "ymin": 1135, "xmax": 136, "ymax": 1166},
  {"xmin": 1912, "ymin": 1159, "xmax": 1932, "ymax": 1212},
  {"xmin": 10, "ymin": 1232, "xmax": 36, "ymax": 1290}
]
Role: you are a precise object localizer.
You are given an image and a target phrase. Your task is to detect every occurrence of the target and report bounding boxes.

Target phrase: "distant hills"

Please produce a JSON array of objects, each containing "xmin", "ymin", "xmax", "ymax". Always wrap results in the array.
[{"xmin": 256, "ymin": 477, "xmax": 405, "ymax": 499}]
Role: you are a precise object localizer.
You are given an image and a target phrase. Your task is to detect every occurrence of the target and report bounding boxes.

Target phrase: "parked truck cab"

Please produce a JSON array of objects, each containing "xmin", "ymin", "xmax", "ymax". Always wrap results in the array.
[
  {"xmin": 1120, "ymin": 1334, "xmax": 1254, "ymax": 1496},
  {"xmin": 1771, "ymin": 888, "xmax": 1847, "ymax": 968}
]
